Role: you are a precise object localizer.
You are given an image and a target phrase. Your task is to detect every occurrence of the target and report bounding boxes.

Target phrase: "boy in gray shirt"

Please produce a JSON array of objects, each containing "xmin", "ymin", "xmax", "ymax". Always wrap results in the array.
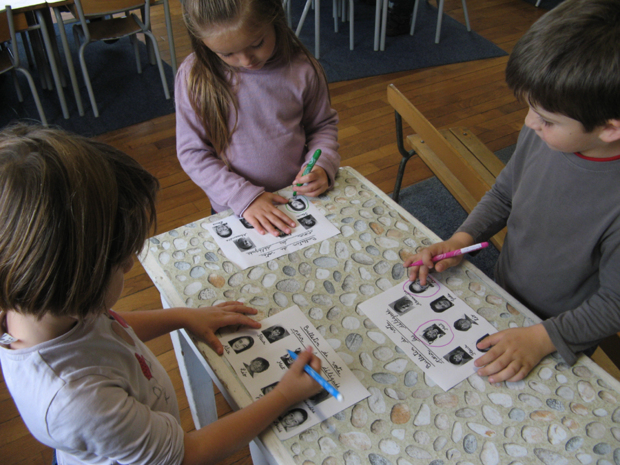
[{"xmin": 406, "ymin": 0, "xmax": 620, "ymax": 383}]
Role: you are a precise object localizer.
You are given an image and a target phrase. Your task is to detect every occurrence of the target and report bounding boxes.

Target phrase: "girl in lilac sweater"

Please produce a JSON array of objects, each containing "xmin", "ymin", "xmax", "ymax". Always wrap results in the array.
[{"xmin": 176, "ymin": 0, "xmax": 340, "ymax": 237}]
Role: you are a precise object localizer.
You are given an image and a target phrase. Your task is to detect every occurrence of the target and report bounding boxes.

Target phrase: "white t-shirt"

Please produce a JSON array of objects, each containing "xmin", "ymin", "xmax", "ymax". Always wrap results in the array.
[{"xmin": 0, "ymin": 311, "xmax": 185, "ymax": 465}]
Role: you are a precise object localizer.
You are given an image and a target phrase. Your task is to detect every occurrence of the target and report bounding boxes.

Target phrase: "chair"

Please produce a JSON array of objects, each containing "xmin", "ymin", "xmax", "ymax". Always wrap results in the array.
[
  {"xmin": 146, "ymin": 0, "xmax": 177, "ymax": 75},
  {"xmin": 0, "ymin": 6, "xmax": 47, "ymax": 126},
  {"xmin": 410, "ymin": 0, "xmax": 471, "ymax": 44},
  {"xmin": 71, "ymin": 0, "xmax": 170, "ymax": 118},
  {"xmin": 289, "ymin": 0, "xmax": 387, "ymax": 55}
]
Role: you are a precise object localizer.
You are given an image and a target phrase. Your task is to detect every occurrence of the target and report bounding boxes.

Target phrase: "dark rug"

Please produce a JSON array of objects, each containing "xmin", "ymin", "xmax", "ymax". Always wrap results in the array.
[
  {"xmin": 0, "ymin": 23, "xmax": 175, "ymax": 137},
  {"xmin": 397, "ymin": 144, "xmax": 515, "ymax": 279},
  {"xmin": 294, "ymin": 0, "xmax": 508, "ymax": 83}
]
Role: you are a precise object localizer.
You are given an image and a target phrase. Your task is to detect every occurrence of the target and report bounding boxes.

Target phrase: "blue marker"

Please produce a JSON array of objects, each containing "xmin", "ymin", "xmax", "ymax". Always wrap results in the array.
[{"xmin": 287, "ymin": 349, "xmax": 343, "ymax": 402}]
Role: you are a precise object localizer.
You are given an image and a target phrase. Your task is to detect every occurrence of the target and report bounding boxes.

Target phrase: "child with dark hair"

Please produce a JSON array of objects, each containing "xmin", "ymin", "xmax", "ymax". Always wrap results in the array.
[
  {"xmin": 406, "ymin": 0, "xmax": 620, "ymax": 383},
  {"xmin": 0, "ymin": 124, "xmax": 322, "ymax": 465}
]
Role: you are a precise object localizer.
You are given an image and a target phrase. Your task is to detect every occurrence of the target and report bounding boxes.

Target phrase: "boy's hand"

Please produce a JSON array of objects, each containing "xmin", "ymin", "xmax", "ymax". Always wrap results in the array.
[
  {"xmin": 274, "ymin": 347, "xmax": 323, "ymax": 407},
  {"xmin": 292, "ymin": 166, "xmax": 329, "ymax": 197},
  {"xmin": 184, "ymin": 302, "xmax": 261, "ymax": 355},
  {"xmin": 474, "ymin": 324, "xmax": 556, "ymax": 383},
  {"xmin": 405, "ymin": 232, "xmax": 474, "ymax": 284},
  {"xmin": 244, "ymin": 192, "xmax": 296, "ymax": 236}
]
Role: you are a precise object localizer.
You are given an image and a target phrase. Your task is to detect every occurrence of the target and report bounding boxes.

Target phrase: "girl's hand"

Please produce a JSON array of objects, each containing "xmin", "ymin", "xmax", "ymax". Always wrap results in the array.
[
  {"xmin": 274, "ymin": 347, "xmax": 323, "ymax": 407},
  {"xmin": 405, "ymin": 232, "xmax": 474, "ymax": 284},
  {"xmin": 292, "ymin": 166, "xmax": 329, "ymax": 197},
  {"xmin": 244, "ymin": 192, "xmax": 297, "ymax": 236},
  {"xmin": 183, "ymin": 302, "xmax": 261, "ymax": 355},
  {"xmin": 474, "ymin": 324, "xmax": 556, "ymax": 383}
]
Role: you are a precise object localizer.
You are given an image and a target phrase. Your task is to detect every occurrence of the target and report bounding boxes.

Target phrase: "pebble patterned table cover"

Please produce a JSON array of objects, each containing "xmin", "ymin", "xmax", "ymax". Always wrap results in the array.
[{"xmin": 140, "ymin": 167, "xmax": 620, "ymax": 465}]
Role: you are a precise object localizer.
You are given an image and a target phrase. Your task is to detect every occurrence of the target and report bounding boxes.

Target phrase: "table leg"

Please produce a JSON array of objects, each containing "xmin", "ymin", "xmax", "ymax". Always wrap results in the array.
[
  {"xmin": 314, "ymin": 0, "xmax": 320, "ymax": 59},
  {"xmin": 380, "ymin": 0, "xmax": 388, "ymax": 51},
  {"xmin": 172, "ymin": 329, "xmax": 277, "ymax": 465},
  {"xmin": 171, "ymin": 330, "xmax": 219, "ymax": 429},
  {"xmin": 35, "ymin": 9, "xmax": 69, "ymax": 119},
  {"xmin": 163, "ymin": 0, "xmax": 176, "ymax": 75}
]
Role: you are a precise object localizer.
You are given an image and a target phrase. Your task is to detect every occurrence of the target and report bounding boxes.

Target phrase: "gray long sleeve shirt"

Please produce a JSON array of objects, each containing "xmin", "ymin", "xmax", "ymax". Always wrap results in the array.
[{"xmin": 457, "ymin": 126, "xmax": 620, "ymax": 365}]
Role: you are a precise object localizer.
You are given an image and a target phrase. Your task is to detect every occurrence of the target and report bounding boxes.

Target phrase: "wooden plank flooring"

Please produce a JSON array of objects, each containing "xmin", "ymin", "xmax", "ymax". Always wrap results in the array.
[{"xmin": 3, "ymin": 1, "xmax": 619, "ymax": 464}]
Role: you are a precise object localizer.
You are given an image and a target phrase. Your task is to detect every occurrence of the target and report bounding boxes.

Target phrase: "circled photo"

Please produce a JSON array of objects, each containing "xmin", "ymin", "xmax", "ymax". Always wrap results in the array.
[
  {"xmin": 404, "ymin": 276, "xmax": 439, "ymax": 298},
  {"xmin": 239, "ymin": 218, "xmax": 254, "ymax": 229},
  {"xmin": 287, "ymin": 197, "xmax": 308, "ymax": 212},
  {"xmin": 421, "ymin": 324, "xmax": 446, "ymax": 345},
  {"xmin": 262, "ymin": 325, "xmax": 289, "ymax": 343}
]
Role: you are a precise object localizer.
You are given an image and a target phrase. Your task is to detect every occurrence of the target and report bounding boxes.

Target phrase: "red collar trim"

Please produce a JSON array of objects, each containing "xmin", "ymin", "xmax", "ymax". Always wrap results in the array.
[{"xmin": 575, "ymin": 152, "xmax": 620, "ymax": 162}]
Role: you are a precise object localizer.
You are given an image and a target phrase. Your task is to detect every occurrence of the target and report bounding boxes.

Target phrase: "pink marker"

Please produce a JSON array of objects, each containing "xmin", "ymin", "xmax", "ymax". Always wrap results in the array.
[{"xmin": 406, "ymin": 242, "xmax": 489, "ymax": 267}]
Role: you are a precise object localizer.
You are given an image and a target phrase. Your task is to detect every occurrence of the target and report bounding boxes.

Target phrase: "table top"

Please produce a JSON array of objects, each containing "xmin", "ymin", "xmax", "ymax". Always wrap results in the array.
[{"xmin": 140, "ymin": 166, "xmax": 620, "ymax": 465}]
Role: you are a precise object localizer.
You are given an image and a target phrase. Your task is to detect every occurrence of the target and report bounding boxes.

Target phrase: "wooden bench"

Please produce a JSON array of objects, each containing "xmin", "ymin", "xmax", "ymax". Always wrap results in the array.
[
  {"xmin": 387, "ymin": 83, "xmax": 620, "ymax": 376},
  {"xmin": 387, "ymin": 83, "xmax": 507, "ymax": 250}
]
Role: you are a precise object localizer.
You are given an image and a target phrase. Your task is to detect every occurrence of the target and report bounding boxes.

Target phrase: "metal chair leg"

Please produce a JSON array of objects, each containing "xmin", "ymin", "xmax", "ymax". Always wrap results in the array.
[
  {"xmin": 78, "ymin": 42, "xmax": 100, "ymax": 117},
  {"xmin": 145, "ymin": 30, "xmax": 170, "ymax": 100},
  {"xmin": 392, "ymin": 111, "xmax": 416, "ymax": 204},
  {"xmin": 16, "ymin": 67, "xmax": 48, "ymax": 126}
]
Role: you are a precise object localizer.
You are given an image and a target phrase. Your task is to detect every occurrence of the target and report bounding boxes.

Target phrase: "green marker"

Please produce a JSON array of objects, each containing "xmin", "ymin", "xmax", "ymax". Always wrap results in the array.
[{"xmin": 293, "ymin": 149, "xmax": 322, "ymax": 197}]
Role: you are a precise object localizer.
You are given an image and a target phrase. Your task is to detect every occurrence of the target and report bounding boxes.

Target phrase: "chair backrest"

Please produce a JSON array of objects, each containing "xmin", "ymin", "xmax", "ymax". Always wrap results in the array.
[
  {"xmin": 0, "ymin": 8, "xmax": 29, "ymax": 44},
  {"xmin": 386, "ymin": 84, "xmax": 491, "ymax": 202}
]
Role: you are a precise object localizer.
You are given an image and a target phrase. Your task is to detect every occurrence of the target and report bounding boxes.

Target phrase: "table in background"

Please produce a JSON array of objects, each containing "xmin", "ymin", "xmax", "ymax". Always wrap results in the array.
[{"xmin": 140, "ymin": 166, "xmax": 620, "ymax": 465}]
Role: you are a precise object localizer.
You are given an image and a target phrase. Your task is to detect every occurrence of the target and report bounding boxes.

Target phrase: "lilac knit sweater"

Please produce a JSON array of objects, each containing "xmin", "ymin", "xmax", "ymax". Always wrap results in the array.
[{"xmin": 175, "ymin": 53, "xmax": 340, "ymax": 215}]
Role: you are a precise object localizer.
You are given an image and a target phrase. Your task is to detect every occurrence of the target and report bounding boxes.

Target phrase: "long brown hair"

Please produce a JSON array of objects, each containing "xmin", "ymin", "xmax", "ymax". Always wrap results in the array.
[{"xmin": 181, "ymin": 0, "xmax": 328, "ymax": 157}]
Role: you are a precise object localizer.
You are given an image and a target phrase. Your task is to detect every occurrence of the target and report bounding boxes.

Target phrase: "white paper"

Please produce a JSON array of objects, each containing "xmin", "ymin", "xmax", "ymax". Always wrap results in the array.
[
  {"xmin": 358, "ymin": 276, "xmax": 498, "ymax": 391},
  {"xmin": 206, "ymin": 197, "xmax": 340, "ymax": 270},
  {"xmin": 220, "ymin": 306, "xmax": 370, "ymax": 440}
]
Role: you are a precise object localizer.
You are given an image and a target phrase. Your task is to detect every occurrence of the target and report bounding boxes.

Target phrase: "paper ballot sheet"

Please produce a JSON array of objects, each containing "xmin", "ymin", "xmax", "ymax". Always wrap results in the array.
[
  {"xmin": 359, "ymin": 276, "xmax": 498, "ymax": 391},
  {"xmin": 220, "ymin": 306, "xmax": 370, "ymax": 440},
  {"xmin": 206, "ymin": 197, "xmax": 340, "ymax": 270}
]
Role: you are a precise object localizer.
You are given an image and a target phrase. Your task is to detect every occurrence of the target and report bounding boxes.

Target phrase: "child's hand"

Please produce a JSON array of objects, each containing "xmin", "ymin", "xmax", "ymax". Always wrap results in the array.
[
  {"xmin": 474, "ymin": 324, "xmax": 556, "ymax": 383},
  {"xmin": 184, "ymin": 302, "xmax": 261, "ymax": 355},
  {"xmin": 404, "ymin": 232, "xmax": 474, "ymax": 284},
  {"xmin": 274, "ymin": 347, "xmax": 323, "ymax": 407},
  {"xmin": 293, "ymin": 166, "xmax": 329, "ymax": 197},
  {"xmin": 244, "ymin": 192, "xmax": 296, "ymax": 236}
]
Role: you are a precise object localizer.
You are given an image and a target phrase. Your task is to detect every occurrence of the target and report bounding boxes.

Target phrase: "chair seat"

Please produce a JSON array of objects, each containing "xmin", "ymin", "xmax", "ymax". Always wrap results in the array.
[
  {"xmin": 84, "ymin": 15, "xmax": 142, "ymax": 41},
  {"xmin": 0, "ymin": 49, "xmax": 13, "ymax": 74}
]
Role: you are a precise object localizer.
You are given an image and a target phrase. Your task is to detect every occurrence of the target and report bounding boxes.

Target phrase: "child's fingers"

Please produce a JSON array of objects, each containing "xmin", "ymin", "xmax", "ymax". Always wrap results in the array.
[
  {"xmin": 220, "ymin": 312, "xmax": 262, "ymax": 329},
  {"xmin": 203, "ymin": 332, "xmax": 224, "ymax": 355},
  {"xmin": 216, "ymin": 302, "xmax": 258, "ymax": 315},
  {"xmin": 272, "ymin": 194, "xmax": 289, "ymax": 205},
  {"xmin": 290, "ymin": 348, "xmax": 314, "ymax": 375},
  {"xmin": 261, "ymin": 209, "xmax": 297, "ymax": 235}
]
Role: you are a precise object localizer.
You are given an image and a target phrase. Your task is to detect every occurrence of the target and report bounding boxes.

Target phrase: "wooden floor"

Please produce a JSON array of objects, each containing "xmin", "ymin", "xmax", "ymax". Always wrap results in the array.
[{"xmin": 3, "ymin": 1, "xmax": 619, "ymax": 464}]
